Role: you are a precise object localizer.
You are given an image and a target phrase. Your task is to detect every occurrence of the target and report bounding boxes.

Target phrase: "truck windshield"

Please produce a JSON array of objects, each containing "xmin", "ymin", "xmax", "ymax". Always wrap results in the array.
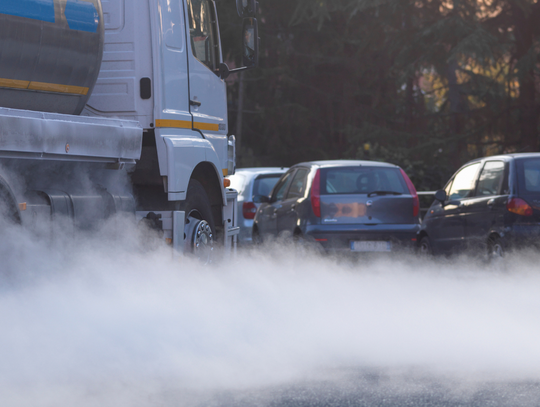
[{"xmin": 187, "ymin": 0, "xmax": 218, "ymax": 71}]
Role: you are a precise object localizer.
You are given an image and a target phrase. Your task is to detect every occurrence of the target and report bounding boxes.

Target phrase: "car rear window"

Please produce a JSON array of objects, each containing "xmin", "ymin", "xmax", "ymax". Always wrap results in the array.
[
  {"xmin": 320, "ymin": 166, "xmax": 408, "ymax": 195},
  {"xmin": 517, "ymin": 158, "xmax": 540, "ymax": 194},
  {"xmin": 253, "ymin": 175, "xmax": 282, "ymax": 198}
]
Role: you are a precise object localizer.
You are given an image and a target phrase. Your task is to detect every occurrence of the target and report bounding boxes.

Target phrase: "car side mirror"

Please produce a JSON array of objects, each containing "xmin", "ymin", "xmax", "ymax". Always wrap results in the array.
[
  {"xmin": 253, "ymin": 195, "xmax": 270, "ymax": 203},
  {"xmin": 434, "ymin": 189, "xmax": 447, "ymax": 202}
]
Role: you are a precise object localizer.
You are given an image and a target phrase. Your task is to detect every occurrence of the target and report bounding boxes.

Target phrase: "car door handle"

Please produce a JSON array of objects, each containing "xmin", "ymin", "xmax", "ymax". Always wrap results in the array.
[
  {"xmin": 190, "ymin": 99, "xmax": 202, "ymax": 107},
  {"xmin": 487, "ymin": 198, "xmax": 495, "ymax": 206}
]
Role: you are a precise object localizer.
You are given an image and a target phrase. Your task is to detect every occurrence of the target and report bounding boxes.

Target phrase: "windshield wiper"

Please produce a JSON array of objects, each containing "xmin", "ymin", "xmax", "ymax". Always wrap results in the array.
[{"xmin": 367, "ymin": 190, "xmax": 403, "ymax": 197}]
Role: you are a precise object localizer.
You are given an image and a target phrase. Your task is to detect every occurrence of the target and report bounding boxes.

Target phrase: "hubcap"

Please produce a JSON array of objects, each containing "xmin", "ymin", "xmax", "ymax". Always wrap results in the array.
[
  {"xmin": 490, "ymin": 243, "xmax": 504, "ymax": 259},
  {"xmin": 185, "ymin": 216, "xmax": 214, "ymax": 263}
]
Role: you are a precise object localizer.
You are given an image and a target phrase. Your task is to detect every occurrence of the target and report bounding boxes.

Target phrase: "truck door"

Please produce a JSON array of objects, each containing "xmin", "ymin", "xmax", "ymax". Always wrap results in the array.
[{"xmin": 186, "ymin": 0, "xmax": 228, "ymax": 165}]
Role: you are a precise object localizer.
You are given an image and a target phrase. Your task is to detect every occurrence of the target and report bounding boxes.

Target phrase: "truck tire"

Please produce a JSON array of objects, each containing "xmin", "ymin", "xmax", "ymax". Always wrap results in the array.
[
  {"xmin": 178, "ymin": 179, "xmax": 216, "ymax": 263},
  {"xmin": 0, "ymin": 185, "xmax": 21, "ymax": 225}
]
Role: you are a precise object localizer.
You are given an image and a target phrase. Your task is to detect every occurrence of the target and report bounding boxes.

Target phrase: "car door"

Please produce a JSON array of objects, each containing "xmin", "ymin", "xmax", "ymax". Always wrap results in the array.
[
  {"xmin": 256, "ymin": 170, "xmax": 295, "ymax": 237},
  {"xmin": 276, "ymin": 168, "xmax": 309, "ymax": 235},
  {"xmin": 429, "ymin": 163, "xmax": 481, "ymax": 253},
  {"xmin": 463, "ymin": 161, "xmax": 507, "ymax": 249}
]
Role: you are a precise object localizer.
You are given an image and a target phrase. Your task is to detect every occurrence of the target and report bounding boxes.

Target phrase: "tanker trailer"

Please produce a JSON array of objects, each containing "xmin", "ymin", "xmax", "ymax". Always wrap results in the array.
[{"xmin": 0, "ymin": 0, "xmax": 260, "ymax": 259}]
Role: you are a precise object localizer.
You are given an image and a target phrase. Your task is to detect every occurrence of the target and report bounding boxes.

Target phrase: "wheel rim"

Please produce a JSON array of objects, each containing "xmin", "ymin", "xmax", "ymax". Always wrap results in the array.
[
  {"xmin": 185, "ymin": 215, "xmax": 214, "ymax": 263},
  {"xmin": 490, "ymin": 242, "xmax": 504, "ymax": 259},
  {"xmin": 419, "ymin": 240, "xmax": 430, "ymax": 255}
]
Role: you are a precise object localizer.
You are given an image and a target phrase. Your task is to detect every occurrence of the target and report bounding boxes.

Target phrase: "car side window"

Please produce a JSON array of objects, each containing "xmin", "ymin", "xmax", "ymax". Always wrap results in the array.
[
  {"xmin": 286, "ymin": 169, "xmax": 309, "ymax": 199},
  {"xmin": 448, "ymin": 163, "xmax": 481, "ymax": 200},
  {"xmin": 271, "ymin": 171, "xmax": 294, "ymax": 202},
  {"xmin": 477, "ymin": 161, "xmax": 505, "ymax": 196}
]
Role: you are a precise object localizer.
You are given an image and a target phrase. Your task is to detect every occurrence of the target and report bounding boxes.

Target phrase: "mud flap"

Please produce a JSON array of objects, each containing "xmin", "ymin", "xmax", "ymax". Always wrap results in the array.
[{"xmin": 223, "ymin": 189, "xmax": 240, "ymax": 255}]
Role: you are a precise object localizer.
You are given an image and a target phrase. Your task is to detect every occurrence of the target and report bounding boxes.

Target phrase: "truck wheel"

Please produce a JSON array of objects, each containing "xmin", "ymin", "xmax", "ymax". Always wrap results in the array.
[{"xmin": 178, "ymin": 180, "xmax": 216, "ymax": 263}]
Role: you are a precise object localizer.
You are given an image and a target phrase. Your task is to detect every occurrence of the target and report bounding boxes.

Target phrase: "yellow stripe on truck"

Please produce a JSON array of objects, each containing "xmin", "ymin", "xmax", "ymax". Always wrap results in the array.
[
  {"xmin": 0, "ymin": 77, "xmax": 89, "ymax": 95},
  {"xmin": 194, "ymin": 122, "xmax": 220, "ymax": 132},
  {"xmin": 28, "ymin": 81, "xmax": 89, "ymax": 95},
  {"xmin": 155, "ymin": 119, "xmax": 192, "ymax": 129},
  {"xmin": 155, "ymin": 119, "xmax": 220, "ymax": 132},
  {"xmin": 0, "ymin": 78, "xmax": 30, "ymax": 89}
]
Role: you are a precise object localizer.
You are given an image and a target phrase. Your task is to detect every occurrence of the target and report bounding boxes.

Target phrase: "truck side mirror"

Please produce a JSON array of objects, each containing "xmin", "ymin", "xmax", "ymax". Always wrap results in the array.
[
  {"xmin": 434, "ymin": 189, "xmax": 447, "ymax": 202},
  {"xmin": 242, "ymin": 18, "xmax": 258, "ymax": 68},
  {"xmin": 236, "ymin": 0, "xmax": 258, "ymax": 17},
  {"xmin": 217, "ymin": 18, "xmax": 259, "ymax": 79}
]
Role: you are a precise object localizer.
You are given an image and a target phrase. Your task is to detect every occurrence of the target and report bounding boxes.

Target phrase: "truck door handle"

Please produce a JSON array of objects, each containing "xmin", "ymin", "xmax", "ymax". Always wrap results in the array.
[
  {"xmin": 190, "ymin": 99, "xmax": 202, "ymax": 107},
  {"xmin": 487, "ymin": 198, "xmax": 495, "ymax": 209}
]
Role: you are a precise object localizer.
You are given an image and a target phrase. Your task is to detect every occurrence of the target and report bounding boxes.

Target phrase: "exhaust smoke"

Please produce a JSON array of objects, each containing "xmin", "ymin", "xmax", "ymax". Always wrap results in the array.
[{"xmin": 1, "ymin": 219, "xmax": 540, "ymax": 406}]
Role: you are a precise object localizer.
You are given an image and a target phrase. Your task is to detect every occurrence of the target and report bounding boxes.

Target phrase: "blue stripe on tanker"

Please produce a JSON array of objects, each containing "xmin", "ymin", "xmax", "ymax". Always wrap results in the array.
[
  {"xmin": 65, "ymin": 0, "xmax": 99, "ymax": 33},
  {"xmin": 0, "ymin": 0, "xmax": 99, "ymax": 33},
  {"xmin": 0, "ymin": 0, "xmax": 55, "ymax": 23}
]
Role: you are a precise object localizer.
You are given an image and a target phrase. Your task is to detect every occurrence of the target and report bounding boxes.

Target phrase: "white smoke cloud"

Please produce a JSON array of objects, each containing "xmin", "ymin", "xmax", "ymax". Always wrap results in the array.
[{"xmin": 1, "ymin": 219, "xmax": 540, "ymax": 406}]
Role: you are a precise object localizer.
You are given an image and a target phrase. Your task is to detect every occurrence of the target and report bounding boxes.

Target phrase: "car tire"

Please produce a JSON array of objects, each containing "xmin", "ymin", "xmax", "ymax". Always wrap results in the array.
[
  {"xmin": 293, "ymin": 233, "xmax": 324, "ymax": 255},
  {"xmin": 419, "ymin": 236, "xmax": 433, "ymax": 256},
  {"xmin": 487, "ymin": 235, "xmax": 504, "ymax": 261},
  {"xmin": 252, "ymin": 227, "xmax": 262, "ymax": 245}
]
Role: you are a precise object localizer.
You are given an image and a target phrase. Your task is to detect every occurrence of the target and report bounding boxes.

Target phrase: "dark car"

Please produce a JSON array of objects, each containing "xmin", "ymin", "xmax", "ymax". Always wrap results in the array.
[
  {"xmin": 252, "ymin": 160, "xmax": 421, "ymax": 253},
  {"xmin": 418, "ymin": 153, "xmax": 540, "ymax": 257}
]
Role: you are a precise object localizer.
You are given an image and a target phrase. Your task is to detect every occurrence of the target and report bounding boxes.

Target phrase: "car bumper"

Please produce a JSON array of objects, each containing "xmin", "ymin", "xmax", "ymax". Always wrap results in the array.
[
  {"xmin": 504, "ymin": 224, "xmax": 540, "ymax": 249},
  {"xmin": 305, "ymin": 223, "xmax": 420, "ymax": 253}
]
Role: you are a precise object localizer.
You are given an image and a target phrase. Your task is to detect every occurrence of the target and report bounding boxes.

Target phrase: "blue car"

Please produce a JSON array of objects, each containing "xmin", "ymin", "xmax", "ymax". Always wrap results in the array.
[
  {"xmin": 419, "ymin": 153, "xmax": 540, "ymax": 257},
  {"xmin": 253, "ymin": 160, "xmax": 421, "ymax": 253}
]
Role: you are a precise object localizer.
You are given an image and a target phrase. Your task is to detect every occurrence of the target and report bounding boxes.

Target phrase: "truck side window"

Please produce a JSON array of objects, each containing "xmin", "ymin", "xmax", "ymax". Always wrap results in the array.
[{"xmin": 187, "ymin": 0, "xmax": 218, "ymax": 72}]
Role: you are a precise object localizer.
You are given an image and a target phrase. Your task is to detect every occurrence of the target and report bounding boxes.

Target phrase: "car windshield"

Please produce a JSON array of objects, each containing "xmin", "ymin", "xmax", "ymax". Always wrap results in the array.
[
  {"xmin": 517, "ymin": 158, "xmax": 540, "ymax": 194},
  {"xmin": 320, "ymin": 166, "xmax": 408, "ymax": 195},
  {"xmin": 253, "ymin": 175, "xmax": 282, "ymax": 198}
]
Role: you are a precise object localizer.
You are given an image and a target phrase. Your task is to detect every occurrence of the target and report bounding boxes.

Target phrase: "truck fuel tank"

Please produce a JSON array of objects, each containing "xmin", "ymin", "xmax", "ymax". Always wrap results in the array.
[{"xmin": 0, "ymin": 0, "xmax": 104, "ymax": 115}]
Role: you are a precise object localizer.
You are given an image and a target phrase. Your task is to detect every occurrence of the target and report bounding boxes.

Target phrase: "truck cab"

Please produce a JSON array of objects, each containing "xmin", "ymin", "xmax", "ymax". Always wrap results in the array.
[{"xmin": 0, "ymin": 0, "xmax": 259, "ymax": 259}]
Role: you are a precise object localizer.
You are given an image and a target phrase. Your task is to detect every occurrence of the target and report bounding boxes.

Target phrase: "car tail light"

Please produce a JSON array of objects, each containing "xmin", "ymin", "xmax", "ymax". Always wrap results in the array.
[
  {"xmin": 400, "ymin": 168, "xmax": 419, "ymax": 218},
  {"xmin": 242, "ymin": 201, "xmax": 257, "ymax": 219},
  {"xmin": 507, "ymin": 197, "xmax": 533, "ymax": 216},
  {"xmin": 310, "ymin": 169, "xmax": 321, "ymax": 217}
]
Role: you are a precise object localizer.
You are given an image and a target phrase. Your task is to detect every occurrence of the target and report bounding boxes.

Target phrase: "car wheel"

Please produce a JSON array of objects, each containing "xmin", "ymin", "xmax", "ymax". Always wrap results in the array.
[
  {"xmin": 252, "ymin": 227, "xmax": 262, "ymax": 245},
  {"xmin": 487, "ymin": 236, "xmax": 504, "ymax": 261},
  {"xmin": 419, "ymin": 236, "xmax": 433, "ymax": 256},
  {"xmin": 177, "ymin": 180, "xmax": 215, "ymax": 264},
  {"xmin": 293, "ymin": 233, "xmax": 324, "ymax": 255}
]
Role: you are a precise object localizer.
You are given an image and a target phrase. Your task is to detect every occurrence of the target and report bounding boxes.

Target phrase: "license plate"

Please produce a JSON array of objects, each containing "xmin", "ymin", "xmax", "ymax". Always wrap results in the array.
[{"xmin": 350, "ymin": 241, "xmax": 392, "ymax": 252}]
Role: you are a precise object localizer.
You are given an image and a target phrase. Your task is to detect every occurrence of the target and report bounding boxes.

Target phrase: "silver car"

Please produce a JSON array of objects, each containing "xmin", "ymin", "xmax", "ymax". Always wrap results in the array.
[
  {"xmin": 227, "ymin": 167, "xmax": 288, "ymax": 244},
  {"xmin": 253, "ymin": 160, "xmax": 421, "ymax": 253}
]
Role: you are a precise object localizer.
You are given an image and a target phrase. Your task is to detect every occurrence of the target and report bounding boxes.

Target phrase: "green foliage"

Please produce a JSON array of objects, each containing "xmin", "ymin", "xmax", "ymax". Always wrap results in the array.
[{"xmin": 218, "ymin": 0, "xmax": 540, "ymax": 190}]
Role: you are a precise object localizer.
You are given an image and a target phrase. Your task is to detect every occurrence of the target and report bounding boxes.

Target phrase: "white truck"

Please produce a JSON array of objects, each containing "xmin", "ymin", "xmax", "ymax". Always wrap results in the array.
[{"xmin": 0, "ymin": 0, "xmax": 259, "ymax": 260}]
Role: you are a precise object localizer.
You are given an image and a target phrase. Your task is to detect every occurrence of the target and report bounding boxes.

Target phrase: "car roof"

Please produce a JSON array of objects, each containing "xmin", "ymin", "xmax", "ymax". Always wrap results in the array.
[
  {"xmin": 292, "ymin": 159, "xmax": 399, "ymax": 169},
  {"xmin": 232, "ymin": 167, "xmax": 288, "ymax": 174},
  {"xmin": 463, "ymin": 152, "xmax": 540, "ymax": 166}
]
